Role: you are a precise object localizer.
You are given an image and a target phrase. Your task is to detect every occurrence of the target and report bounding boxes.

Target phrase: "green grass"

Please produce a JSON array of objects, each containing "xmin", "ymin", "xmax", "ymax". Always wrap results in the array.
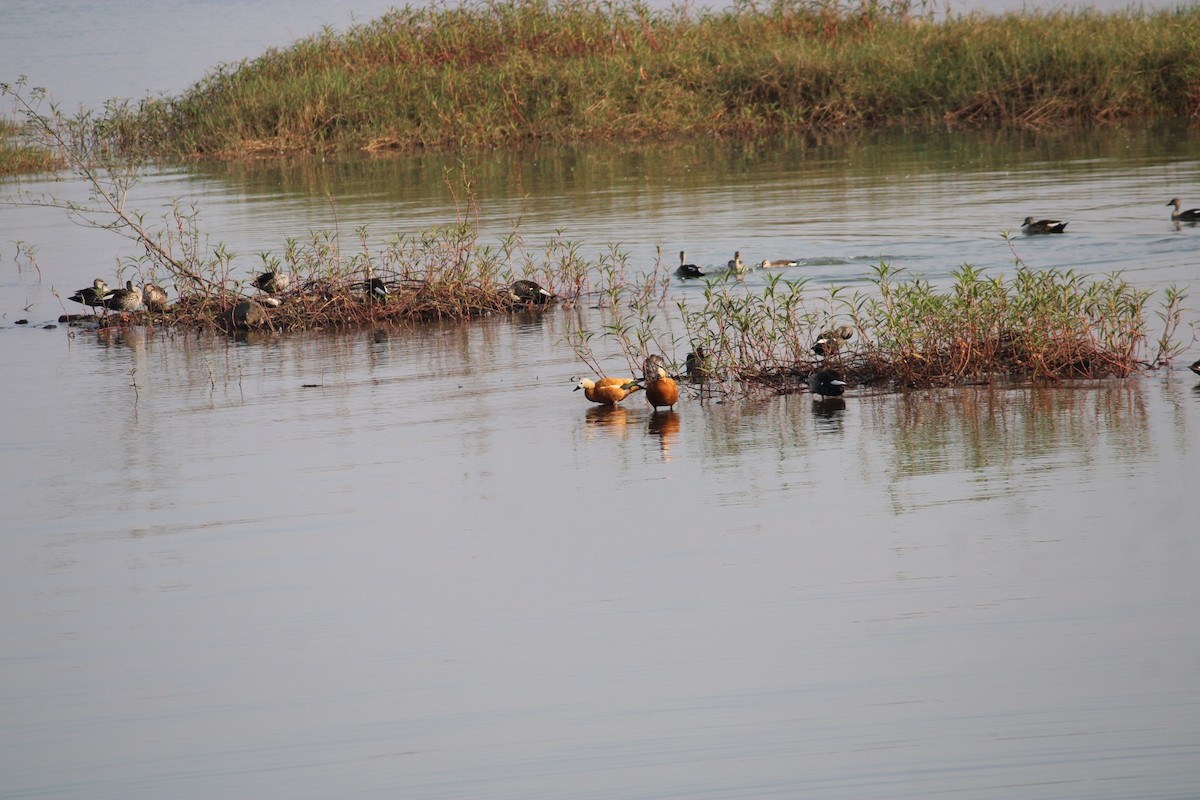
[
  {"xmin": 0, "ymin": 116, "xmax": 65, "ymax": 174},
  {"xmin": 568, "ymin": 255, "xmax": 1189, "ymax": 391},
  {"xmin": 96, "ymin": 0, "xmax": 1200, "ymax": 157}
]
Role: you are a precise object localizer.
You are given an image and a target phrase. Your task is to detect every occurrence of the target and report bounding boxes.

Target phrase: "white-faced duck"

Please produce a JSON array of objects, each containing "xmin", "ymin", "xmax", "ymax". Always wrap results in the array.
[
  {"xmin": 759, "ymin": 258, "xmax": 798, "ymax": 269},
  {"xmin": 812, "ymin": 325, "xmax": 854, "ymax": 357},
  {"xmin": 68, "ymin": 278, "xmax": 111, "ymax": 308},
  {"xmin": 1021, "ymin": 217, "xmax": 1068, "ymax": 234},
  {"xmin": 574, "ymin": 376, "xmax": 641, "ymax": 406},
  {"xmin": 143, "ymin": 283, "xmax": 169, "ymax": 312},
  {"xmin": 100, "ymin": 280, "xmax": 143, "ymax": 313},
  {"xmin": 675, "ymin": 251, "xmax": 705, "ymax": 279},
  {"xmin": 1167, "ymin": 198, "xmax": 1200, "ymax": 223},
  {"xmin": 507, "ymin": 279, "xmax": 554, "ymax": 305},
  {"xmin": 727, "ymin": 251, "xmax": 747, "ymax": 275},
  {"xmin": 253, "ymin": 269, "xmax": 291, "ymax": 294},
  {"xmin": 1190, "ymin": 359, "xmax": 1200, "ymax": 376},
  {"xmin": 808, "ymin": 369, "xmax": 847, "ymax": 398}
]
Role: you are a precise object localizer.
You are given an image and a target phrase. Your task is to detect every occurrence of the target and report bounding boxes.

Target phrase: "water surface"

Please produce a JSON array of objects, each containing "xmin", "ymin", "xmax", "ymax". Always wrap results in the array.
[{"xmin": 3, "ymin": 4, "xmax": 1200, "ymax": 798}]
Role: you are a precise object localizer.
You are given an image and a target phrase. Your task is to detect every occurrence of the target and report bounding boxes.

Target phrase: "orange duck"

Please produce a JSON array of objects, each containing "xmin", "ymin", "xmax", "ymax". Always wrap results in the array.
[
  {"xmin": 574, "ymin": 376, "xmax": 641, "ymax": 406},
  {"xmin": 642, "ymin": 356, "xmax": 680, "ymax": 411}
]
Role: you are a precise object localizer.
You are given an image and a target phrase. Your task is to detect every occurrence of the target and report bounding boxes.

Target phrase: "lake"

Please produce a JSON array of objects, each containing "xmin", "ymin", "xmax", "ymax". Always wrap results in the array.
[{"xmin": 3, "ymin": 3, "xmax": 1200, "ymax": 799}]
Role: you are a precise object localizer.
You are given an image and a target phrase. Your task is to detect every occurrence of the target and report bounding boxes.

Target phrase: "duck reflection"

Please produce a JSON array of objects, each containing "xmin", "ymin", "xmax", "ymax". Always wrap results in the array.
[
  {"xmin": 812, "ymin": 397, "xmax": 846, "ymax": 416},
  {"xmin": 585, "ymin": 404, "xmax": 630, "ymax": 433},
  {"xmin": 647, "ymin": 410, "xmax": 680, "ymax": 460}
]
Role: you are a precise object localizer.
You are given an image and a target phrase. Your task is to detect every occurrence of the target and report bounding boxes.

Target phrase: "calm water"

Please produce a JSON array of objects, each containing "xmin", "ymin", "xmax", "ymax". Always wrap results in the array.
[{"xmin": 4, "ymin": 3, "xmax": 1200, "ymax": 799}]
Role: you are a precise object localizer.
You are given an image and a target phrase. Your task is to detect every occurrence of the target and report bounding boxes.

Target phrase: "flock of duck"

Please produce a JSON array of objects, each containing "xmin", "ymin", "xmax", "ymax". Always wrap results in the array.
[
  {"xmin": 576, "ymin": 324, "xmax": 853, "ymax": 411},
  {"xmin": 65, "ymin": 197, "xmax": 1200, "ymax": 403},
  {"xmin": 65, "ymin": 268, "xmax": 555, "ymax": 324},
  {"xmin": 594, "ymin": 197, "xmax": 1200, "ymax": 408}
]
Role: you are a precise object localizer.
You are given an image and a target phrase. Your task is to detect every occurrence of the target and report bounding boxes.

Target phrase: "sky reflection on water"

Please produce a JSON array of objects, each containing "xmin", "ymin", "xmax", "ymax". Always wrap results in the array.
[
  {"xmin": 4, "ymin": 1, "xmax": 1200, "ymax": 794},
  {"xmin": 3, "ymin": 317, "xmax": 1199, "ymax": 799}
]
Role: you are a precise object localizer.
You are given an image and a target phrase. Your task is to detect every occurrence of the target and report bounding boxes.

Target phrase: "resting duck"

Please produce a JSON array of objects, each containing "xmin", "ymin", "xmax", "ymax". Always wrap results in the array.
[
  {"xmin": 1167, "ymin": 198, "xmax": 1200, "ymax": 223},
  {"xmin": 507, "ymin": 279, "xmax": 555, "ymax": 305},
  {"xmin": 100, "ymin": 280, "xmax": 143, "ymax": 313},
  {"xmin": 353, "ymin": 277, "xmax": 389, "ymax": 300},
  {"xmin": 1190, "ymin": 359, "xmax": 1200, "ymax": 376},
  {"xmin": 641, "ymin": 356, "xmax": 680, "ymax": 410},
  {"xmin": 253, "ymin": 269, "xmax": 291, "ymax": 294},
  {"xmin": 68, "ymin": 278, "xmax": 111, "ymax": 308},
  {"xmin": 574, "ymin": 376, "xmax": 641, "ymax": 406},
  {"xmin": 143, "ymin": 283, "xmax": 169, "ymax": 312},
  {"xmin": 812, "ymin": 325, "xmax": 854, "ymax": 356},
  {"xmin": 1021, "ymin": 217, "xmax": 1068, "ymax": 234},
  {"xmin": 808, "ymin": 369, "xmax": 847, "ymax": 398},
  {"xmin": 675, "ymin": 251, "xmax": 705, "ymax": 279}
]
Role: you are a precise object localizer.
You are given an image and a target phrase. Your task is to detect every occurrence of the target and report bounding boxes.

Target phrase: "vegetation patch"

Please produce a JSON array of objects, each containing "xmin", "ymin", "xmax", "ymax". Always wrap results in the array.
[
  {"xmin": 568, "ymin": 255, "xmax": 1189, "ymax": 393},
  {"xmin": 51, "ymin": 0, "xmax": 1200, "ymax": 158},
  {"xmin": 0, "ymin": 116, "xmax": 65, "ymax": 174},
  {"xmin": 4, "ymin": 80, "xmax": 1190, "ymax": 390}
]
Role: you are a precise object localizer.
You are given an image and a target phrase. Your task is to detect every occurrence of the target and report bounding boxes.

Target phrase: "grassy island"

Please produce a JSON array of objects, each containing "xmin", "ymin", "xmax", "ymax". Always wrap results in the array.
[{"xmin": 98, "ymin": 0, "xmax": 1200, "ymax": 158}]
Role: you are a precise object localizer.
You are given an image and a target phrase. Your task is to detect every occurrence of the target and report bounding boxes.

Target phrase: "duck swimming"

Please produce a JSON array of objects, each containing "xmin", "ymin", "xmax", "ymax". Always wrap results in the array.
[
  {"xmin": 1167, "ymin": 198, "xmax": 1200, "ymax": 223},
  {"xmin": 727, "ymin": 251, "xmax": 747, "ymax": 275},
  {"xmin": 1021, "ymin": 217, "xmax": 1068, "ymax": 234},
  {"xmin": 675, "ymin": 251, "xmax": 704, "ymax": 279}
]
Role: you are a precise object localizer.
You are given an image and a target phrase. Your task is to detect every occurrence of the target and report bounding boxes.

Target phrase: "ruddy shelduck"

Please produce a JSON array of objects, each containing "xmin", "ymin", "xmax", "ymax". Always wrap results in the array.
[
  {"xmin": 641, "ymin": 357, "xmax": 680, "ymax": 411},
  {"xmin": 574, "ymin": 376, "xmax": 641, "ymax": 406}
]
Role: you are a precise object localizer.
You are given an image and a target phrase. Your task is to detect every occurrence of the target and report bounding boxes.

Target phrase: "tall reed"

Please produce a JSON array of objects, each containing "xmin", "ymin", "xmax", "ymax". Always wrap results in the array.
[
  {"xmin": 90, "ymin": 0, "xmax": 1200, "ymax": 158},
  {"xmin": 572, "ymin": 261, "xmax": 1190, "ymax": 392}
]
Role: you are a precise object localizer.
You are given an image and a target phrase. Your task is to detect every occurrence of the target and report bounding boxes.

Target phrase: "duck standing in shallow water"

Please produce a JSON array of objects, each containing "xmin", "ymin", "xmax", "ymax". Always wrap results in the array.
[
  {"xmin": 808, "ymin": 369, "xmax": 847, "ymax": 398},
  {"xmin": 68, "ymin": 278, "xmax": 111, "ymax": 308},
  {"xmin": 574, "ymin": 376, "xmax": 641, "ymax": 406},
  {"xmin": 253, "ymin": 269, "xmax": 291, "ymax": 294},
  {"xmin": 641, "ymin": 356, "xmax": 680, "ymax": 411},
  {"xmin": 685, "ymin": 346, "xmax": 709, "ymax": 383},
  {"xmin": 507, "ymin": 279, "xmax": 555, "ymax": 305},
  {"xmin": 1167, "ymin": 198, "xmax": 1200, "ymax": 223},
  {"xmin": 1021, "ymin": 217, "xmax": 1068, "ymax": 234},
  {"xmin": 812, "ymin": 325, "xmax": 854, "ymax": 357},
  {"xmin": 675, "ymin": 251, "xmax": 704, "ymax": 279},
  {"xmin": 100, "ymin": 280, "xmax": 143, "ymax": 313}
]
